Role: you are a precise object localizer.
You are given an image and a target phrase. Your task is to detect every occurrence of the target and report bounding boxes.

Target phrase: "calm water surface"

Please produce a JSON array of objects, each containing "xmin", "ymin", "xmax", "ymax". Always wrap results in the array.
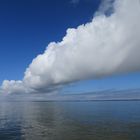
[{"xmin": 0, "ymin": 101, "xmax": 140, "ymax": 140}]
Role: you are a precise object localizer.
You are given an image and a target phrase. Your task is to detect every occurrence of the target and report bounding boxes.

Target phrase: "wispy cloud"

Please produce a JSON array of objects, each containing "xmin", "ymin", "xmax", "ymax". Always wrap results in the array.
[
  {"xmin": 1, "ymin": 88, "xmax": 140, "ymax": 101},
  {"xmin": 0, "ymin": 0, "xmax": 140, "ymax": 95},
  {"xmin": 70, "ymin": 0, "xmax": 80, "ymax": 5}
]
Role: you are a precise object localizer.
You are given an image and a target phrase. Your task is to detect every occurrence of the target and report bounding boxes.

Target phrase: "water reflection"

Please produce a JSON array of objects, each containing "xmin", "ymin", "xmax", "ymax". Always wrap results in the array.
[{"xmin": 0, "ymin": 101, "xmax": 140, "ymax": 140}]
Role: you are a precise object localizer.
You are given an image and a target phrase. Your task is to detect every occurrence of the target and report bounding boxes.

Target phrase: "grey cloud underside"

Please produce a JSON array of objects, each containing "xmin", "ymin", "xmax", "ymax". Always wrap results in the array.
[{"xmin": 0, "ymin": 0, "xmax": 140, "ymax": 94}]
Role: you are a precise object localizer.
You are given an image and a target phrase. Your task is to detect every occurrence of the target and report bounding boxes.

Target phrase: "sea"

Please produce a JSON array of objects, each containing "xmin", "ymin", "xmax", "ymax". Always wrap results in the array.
[{"xmin": 0, "ymin": 101, "xmax": 140, "ymax": 140}]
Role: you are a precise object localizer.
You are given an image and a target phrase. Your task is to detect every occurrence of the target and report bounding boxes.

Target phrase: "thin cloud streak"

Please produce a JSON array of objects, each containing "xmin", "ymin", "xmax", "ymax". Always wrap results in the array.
[{"xmin": 70, "ymin": 0, "xmax": 80, "ymax": 5}]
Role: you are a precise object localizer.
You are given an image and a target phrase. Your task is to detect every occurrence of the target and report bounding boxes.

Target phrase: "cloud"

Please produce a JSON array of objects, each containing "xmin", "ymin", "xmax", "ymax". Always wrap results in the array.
[
  {"xmin": 0, "ymin": 0, "xmax": 140, "ymax": 95},
  {"xmin": 70, "ymin": 0, "xmax": 80, "ymax": 5},
  {"xmin": 97, "ymin": 0, "xmax": 115, "ymax": 16},
  {"xmin": 0, "ymin": 80, "xmax": 28, "ymax": 94}
]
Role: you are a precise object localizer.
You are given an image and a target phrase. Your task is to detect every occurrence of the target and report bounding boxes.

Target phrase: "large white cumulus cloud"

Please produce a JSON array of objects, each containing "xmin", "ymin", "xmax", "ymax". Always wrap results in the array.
[
  {"xmin": 1, "ymin": 0, "xmax": 140, "ymax": 94},
  {"xmin": 1, "ymin": 80, "xmax": 26, "ymax": 94}
]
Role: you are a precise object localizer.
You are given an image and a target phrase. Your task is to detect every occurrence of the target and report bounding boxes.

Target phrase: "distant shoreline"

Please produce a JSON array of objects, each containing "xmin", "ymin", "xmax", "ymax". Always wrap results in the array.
[{"xmin": 2, "ymin": 99, "xmax": 140, "ymax": 102}]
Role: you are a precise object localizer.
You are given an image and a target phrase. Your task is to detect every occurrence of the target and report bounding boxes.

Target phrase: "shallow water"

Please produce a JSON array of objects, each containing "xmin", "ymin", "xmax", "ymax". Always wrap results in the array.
[{"xmin": 0, "ymin": 101, "xmax": 140, "ymax": 140}]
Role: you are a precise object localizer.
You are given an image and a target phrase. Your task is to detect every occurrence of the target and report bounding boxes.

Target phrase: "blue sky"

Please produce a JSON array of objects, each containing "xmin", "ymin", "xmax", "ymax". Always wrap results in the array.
[
  {"xmin": 0, "ymin": 0, "xmax": 140, "ymax": 94},
  {"xmin": 0, "ymin": 0, "xmax": 100, "ymax": 82}
]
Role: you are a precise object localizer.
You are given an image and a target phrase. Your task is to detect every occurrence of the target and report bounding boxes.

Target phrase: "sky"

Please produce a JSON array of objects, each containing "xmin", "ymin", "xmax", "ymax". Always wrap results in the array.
[
  {"xmin": 0, "ymin": 0, "xmax": 100, "ymax": 82},
  {"xmin": 0, "ymin": 0, "xmax": 140, "ymax": 97}
]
